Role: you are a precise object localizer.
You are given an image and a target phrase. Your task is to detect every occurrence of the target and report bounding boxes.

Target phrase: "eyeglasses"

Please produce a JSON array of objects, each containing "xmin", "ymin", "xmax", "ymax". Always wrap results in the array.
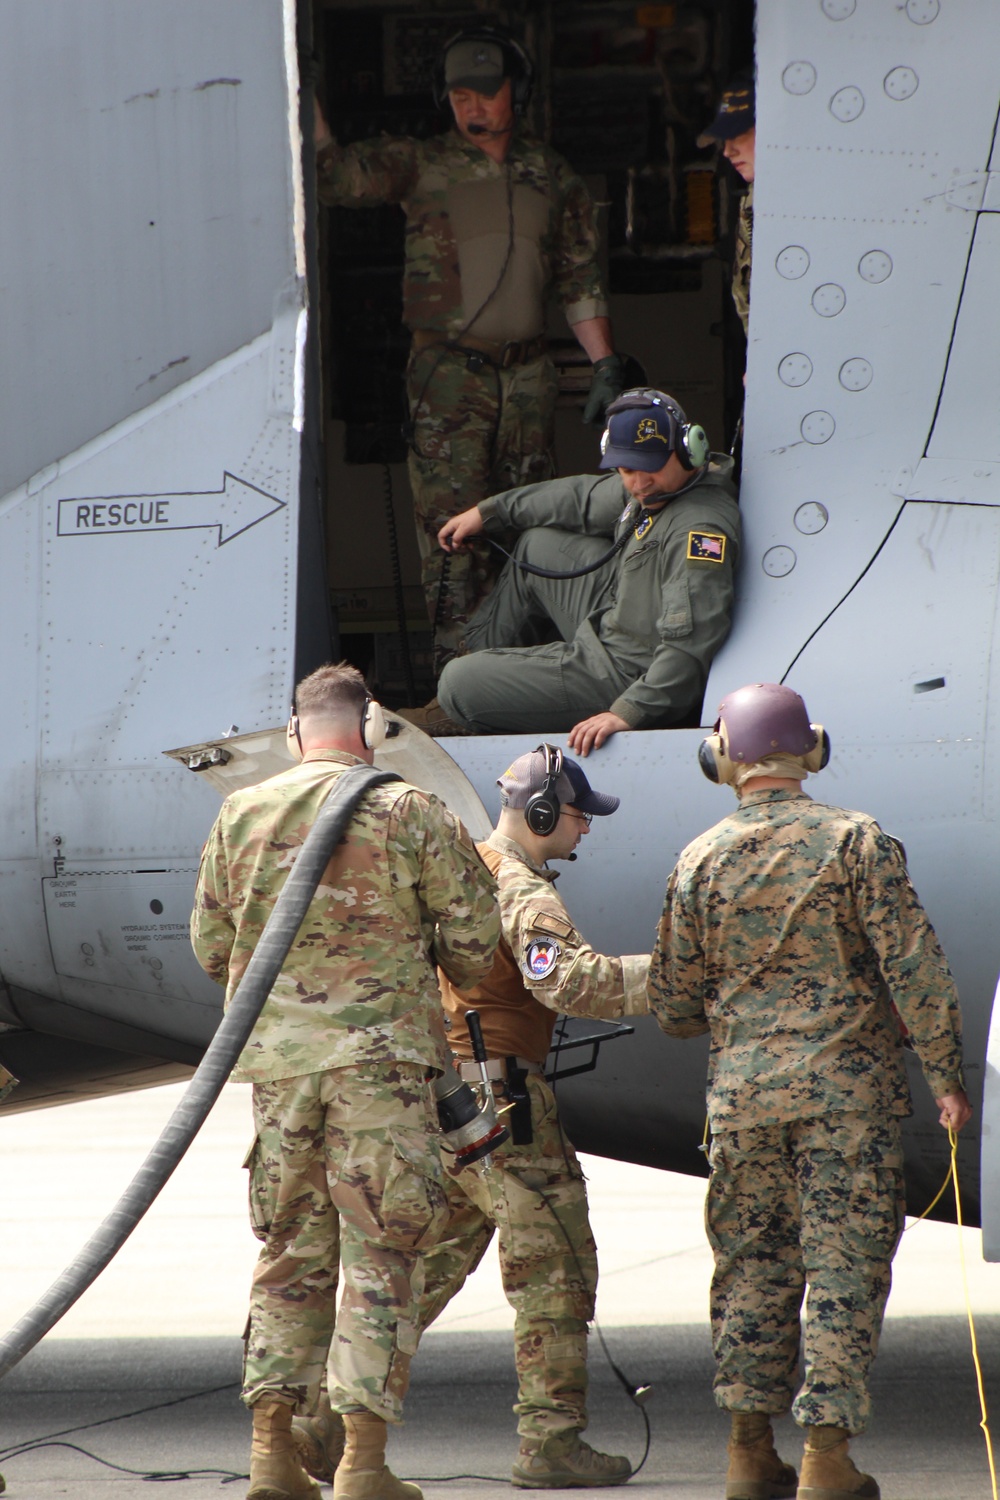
[{"xmin": 562, "ymin": 807, "xmax": 593, "ymax": 827}]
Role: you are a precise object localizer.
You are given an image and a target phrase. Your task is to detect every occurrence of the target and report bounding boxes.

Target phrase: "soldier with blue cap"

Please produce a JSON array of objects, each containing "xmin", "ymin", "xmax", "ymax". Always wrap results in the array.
[
  {"xmin": 698, "ymin": 77, "xmax": 755, "ymax": 337},
  {"xmin": 402, "ymin": 388, "xmax": 739, "ymax": 752}
]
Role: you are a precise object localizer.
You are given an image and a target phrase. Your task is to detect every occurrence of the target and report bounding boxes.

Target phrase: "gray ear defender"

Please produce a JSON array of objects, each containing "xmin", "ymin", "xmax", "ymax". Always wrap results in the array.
[
  {"xmin": 362, "ymin": 695, "xmax": 388, "ymax": 751},
  {"xmin": 680, "ymin": 421, "xmax": 710, "ymax": 470}
]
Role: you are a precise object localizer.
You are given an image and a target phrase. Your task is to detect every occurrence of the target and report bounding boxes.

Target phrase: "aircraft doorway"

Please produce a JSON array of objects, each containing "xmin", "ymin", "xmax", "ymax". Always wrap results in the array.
[{"xmin": 308, "ymin": 0, "xmax": 753, "ymax": 712}]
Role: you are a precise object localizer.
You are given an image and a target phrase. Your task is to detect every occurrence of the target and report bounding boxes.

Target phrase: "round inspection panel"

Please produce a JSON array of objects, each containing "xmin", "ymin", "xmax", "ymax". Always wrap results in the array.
[
  {"xmin": 906, "ymin": 0, "xmax": 939, "ymax": 22},
  {"xmin": 884, "ymin": 66, "xmax": 919, "ymax": 101},
  {"xmin": 822, "ymin": 0, "xmax": 856, "ymax": 17},
  {"xmin": 801, "ymin": 411, "xmax": 836, "ymax": 444},
  {"xmin": 776, "ymin": 245, "xmax": 811, "ymax": 279},
  {"xmin": 794, "ymin": 502, "xmax": 829, "ymax": 535},
  {"xmin": 830, "ymin": 86, "xmax": 865, "ymax": 123},
  {"xmin": 839, "ymin": 358, "xmax": 873, "ymax": 391},
  {"xmin": 858, "ymin": 249, "xmax": 893, "ymax": 283},
  {"xmin": 811, "ymin": 283, "xmax": 846, "ymax": 317},
  {"xmin": 783, "ymin": 61, "xmax": 817, "ymax": 94},
  {"xmin": 779, "ymin": 353, "xmax": 814, "ymax": 387},
  {"xmin": 763, "ymin": 546, "xmax": 797, "ymax": 578}
]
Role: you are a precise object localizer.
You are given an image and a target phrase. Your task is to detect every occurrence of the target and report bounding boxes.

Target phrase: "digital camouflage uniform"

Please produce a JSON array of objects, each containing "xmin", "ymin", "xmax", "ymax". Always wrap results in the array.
[
  {"xmin": 648, "ymin": 786, "xmax": 966, "ymax": 1434},
  {"xmin": 190, "ymin": 750, "xmax": 500, "ymax": 1424},
  {"xmin": 317, "ymin": 130, "xmax": 607, "ymax": 660},
  {"xmin": 419, "ymin": 831, "xmax": 648, "ymax": 1441},
  {"xmin": 732, "ymin": 185, "xmax": 752, "ymax": 336},
  {"xmin": 438, "ymin": 461, "xmax": 740, "ymax": 732}
]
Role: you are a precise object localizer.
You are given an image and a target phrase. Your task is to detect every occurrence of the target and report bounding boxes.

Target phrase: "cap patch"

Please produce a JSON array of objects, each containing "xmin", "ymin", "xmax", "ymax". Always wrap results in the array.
[
  {"xmin": 635, "ymin": 416, "xmax": 665, "ymax": 443},
  {"xmin": 688, "ymin": 530, "xmax": 726, "ymax": 563},
  {"xmin": 522, "ymin": 938, "xmax": 561, "ymax": 980}
]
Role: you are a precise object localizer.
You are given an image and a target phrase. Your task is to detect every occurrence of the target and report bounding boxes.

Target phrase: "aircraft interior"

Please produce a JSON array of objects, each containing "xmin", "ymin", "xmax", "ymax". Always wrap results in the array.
[{"xmin": 312, "ymin": 0, "xmax": 754, "ymax": 709}]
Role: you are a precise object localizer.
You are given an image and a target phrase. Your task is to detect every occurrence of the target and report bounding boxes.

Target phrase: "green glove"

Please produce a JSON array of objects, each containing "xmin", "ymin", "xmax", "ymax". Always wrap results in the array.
[{"xmin": 582, "ymin": 353, "xmax": 627, "ymax": 426}]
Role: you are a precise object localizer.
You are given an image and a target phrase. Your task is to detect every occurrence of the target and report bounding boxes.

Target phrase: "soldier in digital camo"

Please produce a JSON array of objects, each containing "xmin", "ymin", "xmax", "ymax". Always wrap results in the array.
[
  {"xmin": 419, "ymin": 745, "xmax": 647, "ymax": 1488},
  {"xmin": 698, "ymin": 79, "xmax": 755, "ymax": 338},
  {"xmin": 190, "ymin": 663, "xmax": 500, "ymax": 1500},
  {"xmin": 647, "ymin": 683, "xmax": 972, "ymax": 1500},
  {"xmin": 314, "ymin": 26, "xmax": 625, "ymax": 667}
]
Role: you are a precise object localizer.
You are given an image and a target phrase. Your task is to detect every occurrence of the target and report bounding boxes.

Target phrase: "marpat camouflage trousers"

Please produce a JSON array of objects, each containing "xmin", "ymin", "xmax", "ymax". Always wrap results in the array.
[
  {"xmin": 405, "ymin": 346, "xmax": 558, "ymax": 664},
  {"xmin": 417, "ymin": 1072, "xmax": 598, "ymax": 1439},
  {"xmin": 243, "ymin": 1061, "xmax": 448, "ymax": 1423},
  {"xmin": 707, "ymin": 1110, "xmax": 905, "ymax": 1434}
]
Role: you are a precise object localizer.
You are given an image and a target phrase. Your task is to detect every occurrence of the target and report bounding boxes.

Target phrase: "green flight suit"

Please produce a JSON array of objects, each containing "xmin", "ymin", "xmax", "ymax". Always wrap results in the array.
[{"xmin": 437, "ymin": 460, "xmax": 740, "ymax": 733}]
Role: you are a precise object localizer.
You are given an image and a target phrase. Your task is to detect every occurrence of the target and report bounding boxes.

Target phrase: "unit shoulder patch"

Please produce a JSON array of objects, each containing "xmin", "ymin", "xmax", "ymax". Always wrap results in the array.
[
  {"xmin": 521, "ymin": 938, "xmax": 562, "ymax": 981},
  {"xmin": 526, "ymin": 907, "xmax": 576, "ymax": 941},
  {"xmin": 687, "ymin": 530, "xmax": 726, "ymax": 563}
]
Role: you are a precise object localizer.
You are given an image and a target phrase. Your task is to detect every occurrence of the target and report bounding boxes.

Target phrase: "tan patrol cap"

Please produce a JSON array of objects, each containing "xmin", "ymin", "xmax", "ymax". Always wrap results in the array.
[{"xmin": 443, "ymin": 38, "xmax": 506, "ymax": 96}]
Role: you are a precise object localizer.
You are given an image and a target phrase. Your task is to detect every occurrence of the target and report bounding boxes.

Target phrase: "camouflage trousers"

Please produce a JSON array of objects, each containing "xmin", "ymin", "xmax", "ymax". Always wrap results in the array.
[
  {"xmin": 706, "ymin": 1111, "xmax": 905, "ymax": 1435},
  {"xmin": 417, "ymin": 1072, "xmax": 598, "ymax": 1440},
  {"xmin": 405, "ymin": 344, "xmax": 558, "ymax": 665},
  {"xmin": 243, "ymin": 1061, "xmax": 449, "ymax": 1424}
]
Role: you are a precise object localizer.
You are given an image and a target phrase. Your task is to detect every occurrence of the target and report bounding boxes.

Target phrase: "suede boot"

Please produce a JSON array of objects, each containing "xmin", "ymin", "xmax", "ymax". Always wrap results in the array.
[
  {"xmin": 725, "ymin": 1413, "xmax": 798, "ymax": 1500},
  {"xmin": 395, "ymin": 699, "xmax": 469, "ymax": 737},
  {"xmin": 292, "ymin": 1394, "xmax": 347, "ymax": 1483},
  {"xmin": 512, "ymin": 1430, "xmax": 631, "ymax": 1489},
  {"xmin": 332, "ymin": 1410, "xmax": 422, "ymax": 1500},
  {"xmin": 797, "ymin": 1427, "xmax": 879, "ymax": 1500},
  {"xmin": 248, "ymin": 1398, "xmax": 322, "ymax": 1500}
]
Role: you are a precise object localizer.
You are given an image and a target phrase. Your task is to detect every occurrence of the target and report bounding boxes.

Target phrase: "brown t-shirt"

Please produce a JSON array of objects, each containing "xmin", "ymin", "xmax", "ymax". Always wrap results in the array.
[{"xmin": 439, "ymin": 832, "xmax": 648, "ymax": 1064}]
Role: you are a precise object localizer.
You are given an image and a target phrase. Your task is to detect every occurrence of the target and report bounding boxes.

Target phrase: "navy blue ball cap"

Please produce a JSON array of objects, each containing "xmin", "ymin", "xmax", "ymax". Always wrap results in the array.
[
  {"xmin": 698, "ymin": 77, "xmax": 755, "ymax": 146},
  {"xmin": 599, "ymin": 404, "xmax": 677, "ymax": 472},
  {"xmin": 562, "ymin": 756, "xmax": 620, "ymax": 816}
]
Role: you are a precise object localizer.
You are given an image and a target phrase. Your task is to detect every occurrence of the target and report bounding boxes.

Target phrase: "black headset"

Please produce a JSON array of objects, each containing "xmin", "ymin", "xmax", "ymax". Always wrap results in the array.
[
  {"xmin": 603, "ymin": 388, "xmax": 710, "ymax": 471},
  {"xmin": 431, "ymin": 25, "xmax": 535, "ymax": 116},
  {"xmin": 524, "ymin": 743, "xmax": 564, "ymax": 837}
]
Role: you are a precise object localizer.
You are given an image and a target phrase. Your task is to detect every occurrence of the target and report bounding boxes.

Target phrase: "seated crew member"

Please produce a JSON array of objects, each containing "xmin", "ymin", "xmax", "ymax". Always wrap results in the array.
[
  {"xmin": 314, "ymin": 26, "xmax": 626, "ymax": 667},
  {"xmin": 407, "ymin": 390, "xmax": 739, "ymax": 752},
  {"xmin": 421, "ymin": 746, "xmax": 648, "ymax": 1488}
]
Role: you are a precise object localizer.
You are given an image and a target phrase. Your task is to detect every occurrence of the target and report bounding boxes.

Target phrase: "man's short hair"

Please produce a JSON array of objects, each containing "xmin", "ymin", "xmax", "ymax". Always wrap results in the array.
[{"xmin": 294, "ymin": 662, "xmax": 367, "ymax": 720}]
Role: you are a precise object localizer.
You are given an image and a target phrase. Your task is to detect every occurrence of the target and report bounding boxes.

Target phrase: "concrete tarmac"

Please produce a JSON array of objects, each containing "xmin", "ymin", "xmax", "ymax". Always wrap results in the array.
[
  {"xmin": 3, "ymin": 1083, "xmax": 1000, "ymax": 1498},
  {"xmin": 2, "ymin": 1319, "xmax": 999, "ymax": 1500}
]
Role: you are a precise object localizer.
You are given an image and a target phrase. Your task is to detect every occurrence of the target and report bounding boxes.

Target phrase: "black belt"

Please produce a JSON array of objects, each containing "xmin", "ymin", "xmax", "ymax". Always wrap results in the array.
[{"xmin": 411, "ymin": 329, "xmax": 546, "ymax": 369}]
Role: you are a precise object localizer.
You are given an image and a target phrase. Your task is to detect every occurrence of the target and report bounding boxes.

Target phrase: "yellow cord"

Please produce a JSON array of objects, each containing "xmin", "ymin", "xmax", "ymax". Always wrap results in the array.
[{"xmin": 945, "ymin": 1126, "xmax": 998, "ymax": 1499}]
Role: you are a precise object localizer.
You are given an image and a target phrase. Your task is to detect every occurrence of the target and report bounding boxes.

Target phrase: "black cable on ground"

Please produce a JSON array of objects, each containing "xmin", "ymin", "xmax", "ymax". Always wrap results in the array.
[{"xmin": 0, "ymin": 764, "xmax": 398, "ymax": 1383}]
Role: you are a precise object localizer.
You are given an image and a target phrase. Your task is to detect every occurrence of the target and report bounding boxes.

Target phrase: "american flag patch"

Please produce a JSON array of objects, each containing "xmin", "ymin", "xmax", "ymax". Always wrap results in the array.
[{"xmin": 688, "ymin": 530, "xmax": 726, "ymax": 563}]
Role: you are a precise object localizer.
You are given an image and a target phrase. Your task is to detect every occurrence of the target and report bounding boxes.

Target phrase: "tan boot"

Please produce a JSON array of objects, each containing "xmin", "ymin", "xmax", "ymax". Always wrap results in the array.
[
  {"xmin": 292, "ymin": 1394, "xmax": 346, "ymax": 1483},
  {"xmin": 725, "ymin": 1413, "xmax": 797, "ymax": 1500},
  {"xmin": 797, "ymin": 1427, "xmax": 879, "ymax": 1499},
  {"xmin": 332, "ymin": 1410, "xmax": 422, "ymax": 1500},
  {"xmin": 248, "ymin": 1398, "xmax": 322, "ymax": 1500},
  {"xmin": 394, "ymin": 699, "xmax": 469, "ymax": 737},
  {"xmin": 512, "ymin": 1431, "xmax": 631, "ymax": 1489}
]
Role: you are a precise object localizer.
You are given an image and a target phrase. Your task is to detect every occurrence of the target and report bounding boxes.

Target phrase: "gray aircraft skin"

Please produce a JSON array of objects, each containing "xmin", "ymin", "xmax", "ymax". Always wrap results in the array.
[{"xmin": 2, "ymin": 2, "xmax": 1000, "ymax": 1256}]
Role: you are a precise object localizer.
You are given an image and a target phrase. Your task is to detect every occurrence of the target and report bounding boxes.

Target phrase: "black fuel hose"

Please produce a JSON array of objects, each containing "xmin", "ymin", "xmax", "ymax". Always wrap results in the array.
[{"xmin": 0, "ymin": 763, "xmax": 398, "ymax": 1381}]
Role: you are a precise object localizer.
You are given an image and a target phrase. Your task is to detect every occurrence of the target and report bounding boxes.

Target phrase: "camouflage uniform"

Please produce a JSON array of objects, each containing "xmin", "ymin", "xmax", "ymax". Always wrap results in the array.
[
  {"xmin": 419, "ymin": 831, "xmax": 648, "ymax": 1441},
  {"xmin": 732, "ymin": 185, "xmax": 752, "ymax": 336},
  {"xmin": 438, "ymin": 462, "xmax": 740, "ymax": 733},
  {"xmin": 648, "ymin": 786, "xmax": 966, "ymax": 1433},
  {"xmin": 0, "ymin": 1064, "xmax": 17, "ymax": 1105},
  {"xmin": 190, "ymin": 749, "xmax": 500, "ymax": 1423},
  {"xmin": 318, "ymin": 130, "xmax": 607, "ymax": 659}
]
